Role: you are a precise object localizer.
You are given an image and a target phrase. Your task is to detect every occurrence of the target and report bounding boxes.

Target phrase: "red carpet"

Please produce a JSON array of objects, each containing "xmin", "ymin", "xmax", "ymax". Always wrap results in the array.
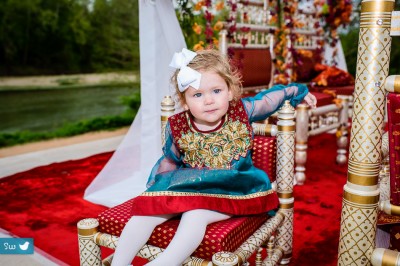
[{"xmin": 0, "ymin": 133, "xmax": 346, "ymax": 265}]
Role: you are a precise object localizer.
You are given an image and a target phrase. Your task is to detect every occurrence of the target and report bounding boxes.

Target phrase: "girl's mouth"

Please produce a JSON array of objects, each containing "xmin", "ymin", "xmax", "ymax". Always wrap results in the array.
[{"xmin": 205, "ymin": 109, "xmax": 217, "ymax": 113}]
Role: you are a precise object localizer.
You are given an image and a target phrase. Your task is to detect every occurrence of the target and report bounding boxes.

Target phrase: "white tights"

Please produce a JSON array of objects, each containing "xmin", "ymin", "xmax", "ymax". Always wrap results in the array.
[{"xmin": 111, "ymin": 209, "xmax": 231, "ymax": 266}]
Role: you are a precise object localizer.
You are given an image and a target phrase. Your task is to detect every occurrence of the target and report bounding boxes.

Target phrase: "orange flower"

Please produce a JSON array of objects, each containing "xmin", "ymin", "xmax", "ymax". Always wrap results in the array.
[
  {"xmin": 213, "ymin": 37, "xmax": 219, "ymax": 47},
  {"xmin": 215, "ymin": 1, "xmax": 224, "ymax": 11},
  {"xmin": 297, "ymin": 36, "xmax": 304, "ymax": 43},
  {"xmin": 213, "ymin": 21, "xmax": 224, "ymax": 31},
  {"xmin": 274, "ymin": 74, "xmax": 289, "ymax": 85},
  {"xmin": 317, "ymin": 79, "xmax": 328, "ymax": 86},
  {"xmin": 314, "ymin": 0, "xmax": 322, "ymax": 6},
  {"xmin": 331, "ymin": 29, "xmax": 338, "ymax": 38},
  {"xmin": 193, "ymin": 41, "xmax": 205, "ymax": 51},
  {"xmin": 333, "ymin": 98, "xmax": 343, "ymax": 108},
  {"xmin": 269, "ymin": 15, "xmax": 277, "ymax": 24},
  {"xmin": 192, "ymin": 23, "xmax": 203, "ymax": 35},
  {"xmin": 322, "ymin": 89, "xmax": 337, "ymax": 98},
  {"xmin": 334, "ymin": 17, "xmax": 341, "ymax": 27},
  {"xmin": 194, "ymin": 1, "xmax": 205, "ymax": 11},
  {"xmin": 294, "ymin": 20, "xmax": 305, "ymax": 28},
  {"xmin": 298, "ymin": 49, "xmax": 313, "ymax": 58}
]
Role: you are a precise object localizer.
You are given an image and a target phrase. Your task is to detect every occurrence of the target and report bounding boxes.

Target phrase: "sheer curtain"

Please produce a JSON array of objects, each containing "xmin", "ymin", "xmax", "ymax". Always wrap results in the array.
[{"xmin": 84, "ymin": 0, "xmax": 186, "ymax": 207}]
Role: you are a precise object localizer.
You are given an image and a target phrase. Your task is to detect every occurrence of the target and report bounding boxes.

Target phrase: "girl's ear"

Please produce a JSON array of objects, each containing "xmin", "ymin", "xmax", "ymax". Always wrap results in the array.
[
  {"xmin": 228, "ymin": 89, "xmax": 233, "ymax": 101},
  {"xmin": 183, "ymin": 104, "xmax": 189, "ymax": 110}
]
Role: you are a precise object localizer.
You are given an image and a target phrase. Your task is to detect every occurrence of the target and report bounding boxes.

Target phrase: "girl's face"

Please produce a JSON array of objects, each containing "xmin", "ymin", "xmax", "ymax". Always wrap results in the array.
[{"xmin": 184, "ymin": 70, "xmax": 232, "ymax": 131}]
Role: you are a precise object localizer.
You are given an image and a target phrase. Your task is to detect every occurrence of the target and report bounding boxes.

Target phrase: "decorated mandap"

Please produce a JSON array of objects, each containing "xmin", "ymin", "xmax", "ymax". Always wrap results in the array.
[{"xmin": 79, "ymin": 0, "xmax": 400, "ymax": 265}]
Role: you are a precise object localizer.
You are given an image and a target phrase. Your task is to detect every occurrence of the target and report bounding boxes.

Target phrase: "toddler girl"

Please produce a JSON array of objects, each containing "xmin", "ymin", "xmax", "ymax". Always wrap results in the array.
[{"xmin": 111, "ymin": 48, "xmax": 316, "ymax": 266}]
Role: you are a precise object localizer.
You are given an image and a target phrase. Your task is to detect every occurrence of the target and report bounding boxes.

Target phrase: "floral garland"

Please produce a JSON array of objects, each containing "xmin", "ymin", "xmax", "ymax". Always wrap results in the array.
[
  {"xmin": 271, "ymin": 0, "xmax": 297, "ymax": 84},
  {"xmin": 176, "ymin": 0, "xmax": 351, "ymax": 83},
  {"xmin": 176, "ymin": 0, "xmax": 227, "ymax": 51},
  {"xmin": 316, "ymin": 0, "xmax": 352, "ymax": 65},
  {"xmin": 177, "ymin": 1, "xmax": 260, "ymax": 51}
]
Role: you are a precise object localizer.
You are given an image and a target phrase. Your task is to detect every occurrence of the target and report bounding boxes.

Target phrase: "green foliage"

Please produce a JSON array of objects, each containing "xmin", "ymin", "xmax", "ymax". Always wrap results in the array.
[
  {"xmin": 89, "ymin": 0, "xmax": 139, "ymax": 71},
  {"xmin": 0, "ymin": 0, "xmax": 139, "ymax": 76},
  {"xmin": 0, "ymin": 113, "xmax": 135, "ymax": 148},
  {"xmin": 340, "ymin": 30, "xmax": 359, "ymax": 77},
  {"xmin": 121, "ymin": 91, "xmax": 141, "ymax": 111}
]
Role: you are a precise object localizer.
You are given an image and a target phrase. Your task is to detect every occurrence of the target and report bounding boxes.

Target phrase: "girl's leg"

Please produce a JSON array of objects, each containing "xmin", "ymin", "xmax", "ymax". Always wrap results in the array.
[
  {"xmin": 111, "ymin": 214, "xmax": 174, "ymax": 266},
  {"xmin": 146, "ymin": 209, "xmax": 231, "ymax": 266}
]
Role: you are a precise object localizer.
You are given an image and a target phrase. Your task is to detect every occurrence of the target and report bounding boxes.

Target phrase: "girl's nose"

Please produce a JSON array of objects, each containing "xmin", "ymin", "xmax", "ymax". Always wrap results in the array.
[{"xmin": 204, "ymin": 94, "xmax": 214, "ymax": 105}]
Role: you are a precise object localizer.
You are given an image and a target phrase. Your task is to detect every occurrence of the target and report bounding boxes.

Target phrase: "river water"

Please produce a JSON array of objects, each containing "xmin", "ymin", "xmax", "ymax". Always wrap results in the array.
[{"xmin": 0, "ymin": 86, "xmax": 138, "ymax": 133}]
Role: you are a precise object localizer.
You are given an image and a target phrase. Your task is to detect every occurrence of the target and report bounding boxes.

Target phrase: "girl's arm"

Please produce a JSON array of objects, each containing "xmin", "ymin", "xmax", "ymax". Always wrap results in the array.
[
  {"xmin": 242, "ymin": 83, "xmax": 316, "ymax": 122},
  {"xmin": 146, "ymin": 123, "xmax": 182, "ymax": 188}
]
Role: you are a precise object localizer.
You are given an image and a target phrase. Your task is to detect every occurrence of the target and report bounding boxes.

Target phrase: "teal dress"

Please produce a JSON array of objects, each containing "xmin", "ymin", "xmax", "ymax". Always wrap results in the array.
[{"xmin": 131, "ymin": 84, "xmax": 308, "ymax": 215}]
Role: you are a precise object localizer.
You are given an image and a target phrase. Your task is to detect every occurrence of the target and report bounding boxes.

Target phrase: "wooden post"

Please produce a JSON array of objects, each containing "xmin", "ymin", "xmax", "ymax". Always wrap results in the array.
[
  {"xmin": 295, "ymin": 103, "xmax": 309, "ymax": 185},
  {"xmin": 275, "ymin": 100, "xmax": 295, "ymax": 264},
  {"xmin": 161, "ymin": 96, "xmax": 175, "ymax": 146},
  {"xmin": 77, "ymin": 218, "xmax": 102, "ymax": 266}
]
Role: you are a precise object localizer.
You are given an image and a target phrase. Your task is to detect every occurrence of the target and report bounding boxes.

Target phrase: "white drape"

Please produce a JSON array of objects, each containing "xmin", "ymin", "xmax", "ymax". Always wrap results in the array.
[{"xmin": 84, "ymin": 0, "xmax": 186, "ymax": 207}]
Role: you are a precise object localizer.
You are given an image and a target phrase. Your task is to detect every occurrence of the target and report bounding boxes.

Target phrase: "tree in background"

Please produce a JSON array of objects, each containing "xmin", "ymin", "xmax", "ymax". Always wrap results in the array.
[
  {"xmin": 89, "ymin": 0, "xmax": 139, "ymax": 72},
  {"xmin": 0, "ymin": 0, "xmax": 139, "ymax": 76},
  {"xmin": 341, "ymin": 0, "xmax": 400, "ymax": 77}
]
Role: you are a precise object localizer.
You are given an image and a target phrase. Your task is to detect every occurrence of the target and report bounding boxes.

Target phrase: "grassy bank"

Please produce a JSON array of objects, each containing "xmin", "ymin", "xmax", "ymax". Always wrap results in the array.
[
  {"xmin": 0, "ymin": 71, "xmax": 139, "ymax": 91},
  {"xmin": 0, "ymin": 73, "xmax": 141, "ymax": 148},
  {"xmin": 0, "ymin": 114, "xmax": 135, "ymax": 148}
]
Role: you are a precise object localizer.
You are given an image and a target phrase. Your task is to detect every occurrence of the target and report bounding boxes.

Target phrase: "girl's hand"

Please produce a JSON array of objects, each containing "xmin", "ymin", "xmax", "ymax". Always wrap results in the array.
[{"xmin": 304, "ymin": 93, "xmax": 317, "ymax": 109}]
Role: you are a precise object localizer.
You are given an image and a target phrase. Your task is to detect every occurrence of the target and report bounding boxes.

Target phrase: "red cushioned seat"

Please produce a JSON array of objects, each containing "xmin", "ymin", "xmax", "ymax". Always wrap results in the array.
[
  {"xmin": 253, "ymin": 136, "xmax": 276, "ymax": 182},
  {"xmin": 229, "ymin": 48, "xmax": 272, "ymax": 89},
  {"xmin": 98, "ymin": 198, "xmax": 269, "ymax": 260},
  {"xmin": 97, "ymin": 135, "xmax": 276, "ymax": 260},
  {"xmin": 312, "ymin": 92, "xmax": 334, "ymax": 107}
]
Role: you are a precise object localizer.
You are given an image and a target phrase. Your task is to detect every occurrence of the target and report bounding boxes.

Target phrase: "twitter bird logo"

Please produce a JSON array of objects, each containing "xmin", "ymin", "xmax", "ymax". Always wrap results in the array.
[{"xmin": 19, "ymin": 241, "xmax": 30, "ymax": 251}]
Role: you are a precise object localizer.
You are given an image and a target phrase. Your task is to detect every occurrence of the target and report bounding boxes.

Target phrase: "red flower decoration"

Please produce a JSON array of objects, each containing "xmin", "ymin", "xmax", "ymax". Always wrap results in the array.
[
  {"xmin": 204, "ymin": 10, "xmax": 213, "ymax": 22},
  {"xmin": 205, "ymin": 26, "xmax": 214, "ymax": 39}
]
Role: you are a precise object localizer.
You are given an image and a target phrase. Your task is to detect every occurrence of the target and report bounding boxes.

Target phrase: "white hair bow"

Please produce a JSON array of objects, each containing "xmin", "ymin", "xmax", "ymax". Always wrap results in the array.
[{"xmin": 169, "ymin": 48, "xmax": 201, "ymax": 92}]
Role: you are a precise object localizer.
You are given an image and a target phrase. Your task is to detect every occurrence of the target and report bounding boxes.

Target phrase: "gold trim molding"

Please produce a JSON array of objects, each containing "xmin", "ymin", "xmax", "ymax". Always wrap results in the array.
[
  {"xmin": 348, "ymin": 172, "xmax": 379, "ymax": 186},
  {"xmin": 277, "ymin": 192, "xmax": 293, "ymax": 199},
  {"xmin": 278, "ymin": 125, "xmax": 295, "ymax": 132},
  {"xmin": 361, "ymin": 0, "xmax": 395, "ymax": 13},
  {"xmin": 343, "ymin": 191, "xmax": 379, "ymax": 205}
]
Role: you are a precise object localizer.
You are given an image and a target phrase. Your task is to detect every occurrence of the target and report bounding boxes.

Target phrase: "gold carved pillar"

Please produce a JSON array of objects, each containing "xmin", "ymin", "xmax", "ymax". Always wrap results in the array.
[{"xmin": 338, "ymin": 0, "xmax": 395, "ymax": 265}]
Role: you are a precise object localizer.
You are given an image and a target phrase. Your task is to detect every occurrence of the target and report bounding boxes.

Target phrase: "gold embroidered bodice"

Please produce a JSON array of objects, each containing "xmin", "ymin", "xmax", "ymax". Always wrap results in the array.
[{"xmin": 178, "ymin": 119, "xmax": 251, "ymax": 168}]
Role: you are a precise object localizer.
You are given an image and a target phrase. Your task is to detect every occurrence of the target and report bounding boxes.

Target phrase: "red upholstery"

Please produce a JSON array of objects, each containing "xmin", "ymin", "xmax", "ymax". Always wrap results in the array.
[
  {"xmin": 229, "ymin": 48, "xmax": 272, "ymax": 88},
  {"xmin": 98, "ymin": 198, "xmax": 269, "ymax": 260},
  {"xmin": 253, "ymin": 136, "xmax": 276, "ymax": 182},
  {"xmin": 377, "ymin": 93, "xmax": 400, "ymax": 249},
  {"xmin": 387, "ymin": 93, "xmax": 400, "ymax": 205},
  {"xmin": 312, "ymin": 92, "xmax": 335, "ymax": 107},
  {"xmin": 97, "ymin": 135, "xmax": 277, "ymax": 260}
]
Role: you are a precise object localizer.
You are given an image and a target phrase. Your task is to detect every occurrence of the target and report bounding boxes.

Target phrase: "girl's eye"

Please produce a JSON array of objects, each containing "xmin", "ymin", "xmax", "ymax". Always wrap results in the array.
[
  {"xmin": 214, "ymin": 89, "xmax": 221, "ymax": 94},
  {"xmin": 193, "ymin": 93, "xmax": 202, "ymax": 98}
]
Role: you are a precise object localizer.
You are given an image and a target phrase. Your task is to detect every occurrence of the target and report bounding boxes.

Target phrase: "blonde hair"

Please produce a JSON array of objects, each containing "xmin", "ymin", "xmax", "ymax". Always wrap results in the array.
[{"xmin": 171, "ymin": 49, "xmax": 242, "ymax": 105}]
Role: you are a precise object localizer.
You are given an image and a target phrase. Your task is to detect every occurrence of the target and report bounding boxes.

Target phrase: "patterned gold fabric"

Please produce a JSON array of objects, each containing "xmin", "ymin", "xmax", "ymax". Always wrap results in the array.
[{"xmin": 178, "ymin": 120, "xmax": 251, "ymax": 168}]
